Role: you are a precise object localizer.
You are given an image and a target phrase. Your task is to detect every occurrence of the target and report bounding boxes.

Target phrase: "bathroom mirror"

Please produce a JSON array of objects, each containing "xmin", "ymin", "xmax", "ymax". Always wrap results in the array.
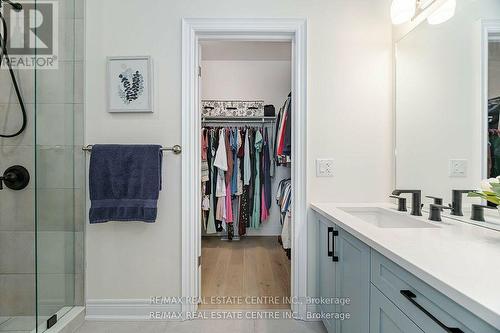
[{"xmin": 395, "ymin": 0, "xmax": 500, "ymax": 228}]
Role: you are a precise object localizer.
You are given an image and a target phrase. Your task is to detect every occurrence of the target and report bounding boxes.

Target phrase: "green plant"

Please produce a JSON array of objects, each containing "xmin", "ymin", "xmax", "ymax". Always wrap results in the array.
[{"xmin": 468, "ymin": 178, "xmax": 500, "ymax": 205}]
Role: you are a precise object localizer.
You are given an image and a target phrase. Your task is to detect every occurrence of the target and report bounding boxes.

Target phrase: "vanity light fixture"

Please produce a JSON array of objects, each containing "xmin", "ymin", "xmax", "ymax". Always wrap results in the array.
[
  {"xmin": 427, "ymin": 0, "xmax": 456, "ymax": 25},
  {"xmin": 391, "ymin": 0, "xmax": 417, "ymax": 25},
  {"xmin": 390, "ymin": 0, "xmax": 456, "ymax": 25}
]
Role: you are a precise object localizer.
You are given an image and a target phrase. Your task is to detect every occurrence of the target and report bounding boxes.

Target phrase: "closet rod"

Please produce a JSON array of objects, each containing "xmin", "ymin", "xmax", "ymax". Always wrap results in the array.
[{"xmin": 202, "ymin": 116, "xmax": 276, "ymax": 124}]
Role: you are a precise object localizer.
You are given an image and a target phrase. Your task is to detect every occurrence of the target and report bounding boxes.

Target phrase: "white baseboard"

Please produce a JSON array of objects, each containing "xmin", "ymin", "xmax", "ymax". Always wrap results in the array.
[{"xmin": 86, "ymin": 299, "xmax": 182, "ymax": 321}]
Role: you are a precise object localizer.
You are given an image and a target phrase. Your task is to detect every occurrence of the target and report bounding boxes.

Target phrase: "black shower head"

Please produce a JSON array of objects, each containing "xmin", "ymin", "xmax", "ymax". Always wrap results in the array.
[{"xmin": 2, "ymin": 0, "xmax": 23, "ymax": 11}]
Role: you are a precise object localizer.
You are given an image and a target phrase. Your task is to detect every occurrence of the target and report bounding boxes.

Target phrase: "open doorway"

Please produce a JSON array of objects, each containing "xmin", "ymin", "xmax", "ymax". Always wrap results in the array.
[
  {"xmin": 181, "ymin": 18, "xmax": 308, "ymax": 318},
  {"xmin": 199, "ymin": 41, "xmax": 292, "ymax": 309}
]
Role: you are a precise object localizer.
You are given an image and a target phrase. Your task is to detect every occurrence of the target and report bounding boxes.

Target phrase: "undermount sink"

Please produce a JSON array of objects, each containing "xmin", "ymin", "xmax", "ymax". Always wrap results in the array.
[{"xmin": 338, "ymin": 207, "xmax": 440, "ymax": 229}]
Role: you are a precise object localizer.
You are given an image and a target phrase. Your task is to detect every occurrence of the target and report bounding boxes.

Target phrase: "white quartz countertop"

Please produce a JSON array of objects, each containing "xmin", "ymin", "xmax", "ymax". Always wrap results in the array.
[{"xmin": 311, "ymin": 202, "xmax": 500, "ymax": 329}]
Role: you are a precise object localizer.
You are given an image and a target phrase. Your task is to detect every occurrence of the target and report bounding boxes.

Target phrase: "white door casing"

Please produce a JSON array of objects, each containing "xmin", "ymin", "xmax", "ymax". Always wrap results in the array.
[{"xmin": 181, "ymin": 18, "xmax": 308, "ymax": 319}]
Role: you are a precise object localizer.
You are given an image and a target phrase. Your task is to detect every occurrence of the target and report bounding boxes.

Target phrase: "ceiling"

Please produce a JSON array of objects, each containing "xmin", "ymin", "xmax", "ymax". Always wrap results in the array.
[{"xmin": 201, "ymin": 41, "xmax": 291, "ymax": 61}]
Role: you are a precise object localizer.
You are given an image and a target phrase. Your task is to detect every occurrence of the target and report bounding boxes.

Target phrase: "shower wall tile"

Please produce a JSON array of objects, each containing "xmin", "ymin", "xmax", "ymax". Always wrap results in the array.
[
  {"xmin": 37, "ymin": 189, "xmax": 75, "ymax": 231},
  {"xmin": 54, "ymin": 0, "xmax": 75, "ymax": 19},
  {"xmin": 74, "ymin": 148, "xmax": 85, "ymax": 190},
  {"xmin": 0, "ymin": 70, "xmax": 35, "ymax": 104},
  {"xmin": 0, "ymin": 103, "xmax": 35, "ymax": 146},
  {"xmin": 74, "ymin": 273, "xmax": 84, "ymax": 306},
  {"xmin": 37, "ymin": 146, "xmax": 74, "ymax": 189},
  {"xmin": 74, "ymin": 104, "xmax": 84, "ymax": 146},
  {"xmin": 36, "ymin": 104, "xmax": 75, "ymax": 146},
  {"xmin": 37, "ymin": 231, "xmax": 75, "ymax": 274},
  {"xmin": 37, "ymin": 274, "xmax": 75, "ymax": 316},
  {"xmin": 75, "ymin": 0, "xmax": 84, "ymax": 19},
  {"xmin": 59, "ymin": 19, "xmax": 76, "ymax": 62},
  {"xmin": 0, "ymin": 274, "xmax": 35, "ymax": 316},
  {"xmin": 74, "ymin": 188, "xmax": 85, "ymax": 232},
  {"xmin": 35, "ymin": 62, "xmax": 76, "ymax": 104},
  {"xmin": 74, "ymin": 232, "xmax": 84, "ymax": 275},
  {"xmin": 0, "ymin": 231, "xmax": 35, "ymax": 274},
  {"xmin": 75, "ymin": 19, "xmax": 84, "ymax": 62},
  {"xmin": 0, "ymin": 63, "xmax": 78, "ymax": 105},
  {"xmin": 0, "ymin": 188, "xmax": 34, "ymax": 232},
  {"xmin": 74, "ymin": 62, "xmax": 84, "ymax": 104}
]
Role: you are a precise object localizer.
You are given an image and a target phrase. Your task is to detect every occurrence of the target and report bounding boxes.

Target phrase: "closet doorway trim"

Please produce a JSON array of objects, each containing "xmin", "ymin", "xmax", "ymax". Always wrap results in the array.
[{"xmin": 181, "ymin": 18, "xmax": 308, "ymax": 318}]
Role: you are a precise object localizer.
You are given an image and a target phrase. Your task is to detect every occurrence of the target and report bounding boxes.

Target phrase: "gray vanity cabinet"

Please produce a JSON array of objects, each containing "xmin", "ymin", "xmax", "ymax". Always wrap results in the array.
[
  {"xmin": 317, "ymin": 217, "xmax": 338, "ymax": 332},
  {"xmin": 336, "ymin": 227, "xmax": 371, "ymax": 333},
  {"xmin": 370, "ymin": 286, "xmax": 424, "ymax": 333},
  {"xmin": 317, "ymin": 216, "xmax": 370, "ymax": 333},
  {"xmin": 315, "ymin": 212, "xmax": 498, "ymax": 333}
]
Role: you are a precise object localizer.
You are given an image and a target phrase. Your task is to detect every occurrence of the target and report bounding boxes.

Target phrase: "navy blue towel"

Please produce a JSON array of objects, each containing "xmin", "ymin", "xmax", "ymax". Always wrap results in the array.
[{"xmin": 89, "ymin": 144, "xmax": 163, "ymax": 224}]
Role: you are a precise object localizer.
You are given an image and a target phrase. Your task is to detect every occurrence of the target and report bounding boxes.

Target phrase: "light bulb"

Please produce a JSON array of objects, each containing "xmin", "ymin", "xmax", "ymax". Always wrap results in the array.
[
  {"xmin": 427, "ymin": 0, "xmax": 456, "ymax": 25},
  {"xmin": 391, "ymin": 0, "xmax": 417, "ymax": 25},
  {"xmin": 418, "ymin": 0, "xmax": 434, "ymax": 9}
]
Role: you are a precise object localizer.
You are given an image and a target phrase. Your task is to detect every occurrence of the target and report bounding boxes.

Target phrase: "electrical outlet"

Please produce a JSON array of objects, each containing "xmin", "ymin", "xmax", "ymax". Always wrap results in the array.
[
  {"xmin": 450, "ymin": 159, "xmax": 467, "ymax": 177},
  {"xmin": 316, "ymin": 159, "xmax": 334, "ymax": 177}
]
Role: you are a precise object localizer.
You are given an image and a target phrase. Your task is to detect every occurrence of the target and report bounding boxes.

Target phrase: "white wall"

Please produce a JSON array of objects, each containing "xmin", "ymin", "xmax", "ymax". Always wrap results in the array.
[
  {"xmin": 85, "ymin": 0, "xmax": 393, "ymax": 301},
  {"xmin": 201, "ymin": 58, "xmax": 291, "ymax": 236}
]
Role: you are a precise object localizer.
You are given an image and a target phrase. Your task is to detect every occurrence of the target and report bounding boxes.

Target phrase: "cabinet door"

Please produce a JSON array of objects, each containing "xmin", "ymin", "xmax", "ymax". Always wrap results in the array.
[
  {"xmin": 336, "ymin": 228, "xmax": 370, "ymax": 333},
  {"xmin": 318, "ymin": 218, "xmax": 337, "ymax": 332},
  {"xmin": 371, "ymin": 285, "xmax": 424, "ymax": 333}
]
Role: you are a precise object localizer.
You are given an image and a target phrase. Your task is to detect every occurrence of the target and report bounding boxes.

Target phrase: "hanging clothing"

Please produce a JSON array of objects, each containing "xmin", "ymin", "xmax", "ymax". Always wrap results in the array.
[
  {"xmin": 281, "ymin": 211, "xmax": 291, "ymax": 250},
  {"xmin": 206, "ymin": 130, "xmax": 217, "ymax": 234},
  {"xmin": 243, "ymin": 129, "xmax": 251, "ymax": 185},
  {"xmin": 282, "ymin": 93, "xmax": 292, "ymax": 156},
  {"xmin": 201, "ymin": 130, "xmax": 209, "ymax": 182},
  {"xmin": 274, "ymin": 93, "xmax": 292, "ymax": 164},
  {"xmin": 251, "ymin": 130, "xmax": 263, "ymax": 228},
  {"xmin": 239, "ymin": 185, "xmax": 249, "ymax": 235},
  {"xmin": 214, "ymin": 128, "xmax": 228, "ymax": 171},
  {"xmin": 263, "ymin": 128, "xmax": 272, "ymax": 211},
  {"xmin": 248, "ymin": 129, "xmax": 256, "ymax": 218},
  {"xmin": 231, "ymin": 128, "xmax": 239, "ymax": 194},
  {"xmin": 201, "ymin": 121, "xmax": 289, "ymax": 236}
]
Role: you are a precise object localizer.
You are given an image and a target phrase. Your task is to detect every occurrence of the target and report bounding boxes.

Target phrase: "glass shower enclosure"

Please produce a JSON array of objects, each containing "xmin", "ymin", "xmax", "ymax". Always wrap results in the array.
[{"xmin": 0, "ymin": 0, "xmax": 84, "ymax": 332}]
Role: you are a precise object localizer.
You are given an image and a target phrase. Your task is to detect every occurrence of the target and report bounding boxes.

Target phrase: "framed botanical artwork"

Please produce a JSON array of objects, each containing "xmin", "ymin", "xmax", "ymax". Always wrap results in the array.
[{"xmin": 107, "ymin": 56, "xmax": 153, "ymax": 113}]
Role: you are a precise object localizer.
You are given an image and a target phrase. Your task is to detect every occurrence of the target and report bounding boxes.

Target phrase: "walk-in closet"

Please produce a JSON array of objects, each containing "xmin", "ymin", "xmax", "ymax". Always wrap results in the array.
[{"xmin": 199, "ymin": 41, "xmax": 293, "ymax": 309}]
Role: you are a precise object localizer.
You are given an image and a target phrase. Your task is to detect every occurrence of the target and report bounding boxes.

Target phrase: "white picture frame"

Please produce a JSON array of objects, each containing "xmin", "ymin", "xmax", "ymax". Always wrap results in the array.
[{"xmin": 107, "ymin": 56, "xmax": 153, "ymax": 113}]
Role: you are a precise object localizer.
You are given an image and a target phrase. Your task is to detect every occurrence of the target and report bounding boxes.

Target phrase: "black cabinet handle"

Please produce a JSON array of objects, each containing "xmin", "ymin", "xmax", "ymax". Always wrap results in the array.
[
  {"xmin": 327, "ymin": 227, "xmax": 333, "ymax": 257},
  {"xmin": 332, "ymin": 229, "xmax": 339, "ymax": 262},
  {"xmin": 400, "ymin": 290, "xmax": 464, "ymax": 333}
]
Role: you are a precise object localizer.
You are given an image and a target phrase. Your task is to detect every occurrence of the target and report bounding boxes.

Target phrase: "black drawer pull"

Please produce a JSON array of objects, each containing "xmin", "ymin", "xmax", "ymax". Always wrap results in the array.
[
  {"xmin": 332, "ymin": 229, "xmax": 339, "ymax": 262},
  {"xmin": 400, "ymin": 290, "xmax": 464, "ymax": 333},
  {"xmin": 327, "ymin": 227, "xmax": 333, "ymax": 257}
]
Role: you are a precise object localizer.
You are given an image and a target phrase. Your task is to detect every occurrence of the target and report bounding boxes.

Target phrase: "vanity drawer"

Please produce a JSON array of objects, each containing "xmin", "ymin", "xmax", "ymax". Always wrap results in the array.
[{"xmin": 371, "ymin": 251, "xmax": 497, "ymax": 333}]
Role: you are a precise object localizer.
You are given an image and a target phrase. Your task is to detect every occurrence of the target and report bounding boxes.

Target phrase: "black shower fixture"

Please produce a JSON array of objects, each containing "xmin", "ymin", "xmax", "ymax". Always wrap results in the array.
[
  {"xmin": 0, "ymin": 0, "xmax": 23, "ymax": 11},
  {"xmin": 0, "ymin": 165, "xmax": 30, "ymax": 190},
  {"xmin": 0, "ymin": 0, "xmax": 27, "ymax": 138}
]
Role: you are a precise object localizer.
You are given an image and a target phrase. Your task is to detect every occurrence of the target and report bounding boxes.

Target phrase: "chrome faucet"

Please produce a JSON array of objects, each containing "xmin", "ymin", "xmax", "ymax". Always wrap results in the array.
[{"xmin": 392, "ymin": 189, "xmax": 422, "ymax": 216}]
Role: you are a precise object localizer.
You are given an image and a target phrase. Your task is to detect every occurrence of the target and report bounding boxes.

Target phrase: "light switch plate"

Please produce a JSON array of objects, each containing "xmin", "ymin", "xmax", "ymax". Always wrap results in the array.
[
  {"xmin": 316, "ymin": 159, "xmax": 334, "ymax": 177},
  {"xmin": 450, "ymin": 159, "xmax": 467, "ymax": 177}
]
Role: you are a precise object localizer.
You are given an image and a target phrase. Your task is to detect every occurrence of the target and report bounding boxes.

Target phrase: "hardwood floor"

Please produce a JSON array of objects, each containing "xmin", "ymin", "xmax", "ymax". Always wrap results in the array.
[{"xmin": 200, "ymin": 236, "xmax": 291, "ymax": 309}]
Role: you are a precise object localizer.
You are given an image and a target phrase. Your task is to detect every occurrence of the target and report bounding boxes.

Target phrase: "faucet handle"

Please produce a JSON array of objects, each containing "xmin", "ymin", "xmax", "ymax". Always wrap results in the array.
[
  {"xmin": 389, "ymin": 195, "xmax": 407, "ymax": 212},
  {"xmin": 428, "ymin": 204, "xmax": 452, "ymax": 222},
  {"xmin": 425, "ymin": 196, "xmax": 443, "ymax": 205}
]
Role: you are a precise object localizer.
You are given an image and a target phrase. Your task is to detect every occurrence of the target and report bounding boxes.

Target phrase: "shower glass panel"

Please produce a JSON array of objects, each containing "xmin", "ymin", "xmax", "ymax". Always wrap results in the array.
[{"xmin": 0, "ymin": 0, "xmax": 84, "ymax": 332}]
